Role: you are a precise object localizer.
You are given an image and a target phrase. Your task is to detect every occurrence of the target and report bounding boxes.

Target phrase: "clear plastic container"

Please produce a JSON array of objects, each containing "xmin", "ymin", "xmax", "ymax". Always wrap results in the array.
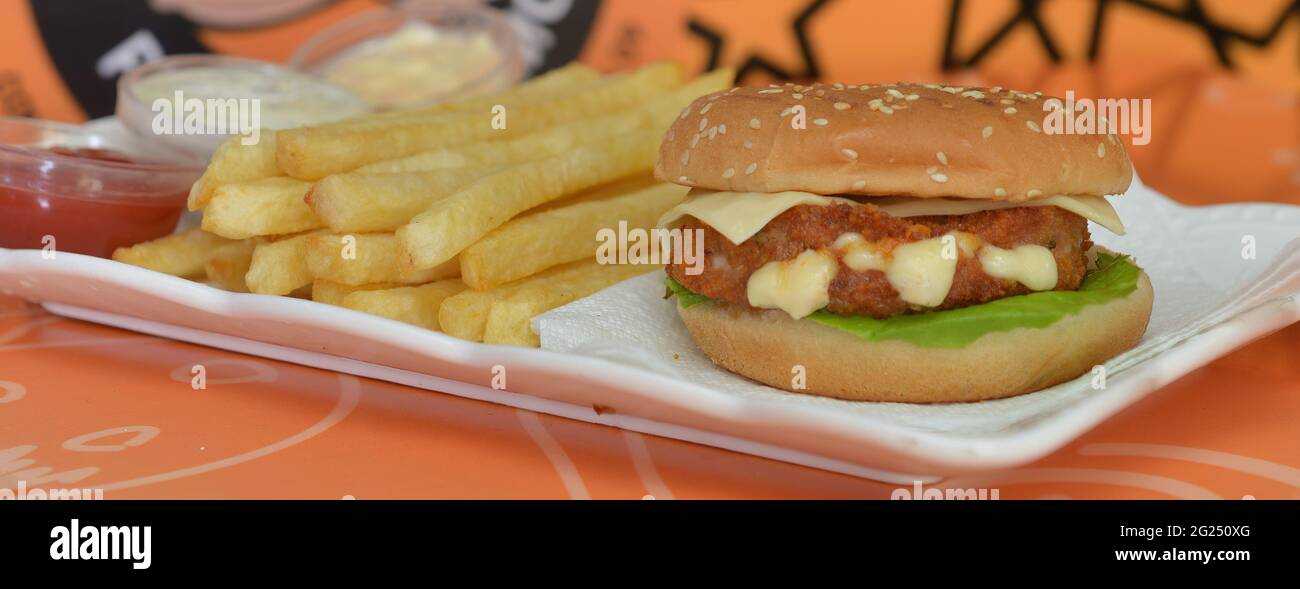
[
  {"xmin": 291, "ymin": 0, "xmax": 526, "ymax": 111},
  {"xmin": 116, "ymin": 54, "xmax": 371, "ymax": 162},
  {"xmin": 0, "ymin": 116, "xmax": 203, "ymax": 257}
]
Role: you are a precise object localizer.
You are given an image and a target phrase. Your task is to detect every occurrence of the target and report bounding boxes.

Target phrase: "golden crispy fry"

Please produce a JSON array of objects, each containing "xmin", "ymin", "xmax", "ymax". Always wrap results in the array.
[
  {"xmin": 203, "ymin": 240, "xmax": 258, "ymax": 292},
  {"xmin": 460, "ymin": 182, "xmax": 686, "ymax": 290},
  {"xmin": 364, "ymin": 63, "xmax": 601, "ymax": 121},
  {"xmin": 111, "ymin": 227, "xmax": 234, "ymax": 278},
  {"xmin": 341, "ymin": 279, "xmax": 467, "ymax": 330},
  {"xmin": 483, "ymin": 262, "xmax": 658, "ymax": 347},
  {"xmin": 307, "ymin": 166, "xmax": 499, "ymax": 233},
  {"xmin": 398, "ymin": 128, "xmax": 660, "ymax": 270},
  {"xmin": 305, "ymin": 233, "xmax": 459, "ymax": 286},
  {"xmin": 276, "ymin": 62, "xmax": 682, "ymax": 179},
  {"xmin": 201, "ymin": 177, "xmax": 318, "ymax": 239},
  {"xmin": 311, "ymin": 280, "xmax": 403, "ymax": 306},
  {"xmin": 245, "ymin": 230, "xmax": 325, "ymax": 295},
  {"xmin": 355, "ymin": 67, "xmax": 735, "ymax": 175},
  {"xmin": 438, "ymin": 260, "xmax": 599, "ymax": 341},
  {"xmin": 187, "ymin": 134, "xmax": 279, "ymax": 211}
]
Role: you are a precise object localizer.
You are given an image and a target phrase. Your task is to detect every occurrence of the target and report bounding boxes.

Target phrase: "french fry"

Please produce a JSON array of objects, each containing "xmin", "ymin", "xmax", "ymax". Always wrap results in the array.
[
  {"xmin": 305, "ymin": 233, "xmax": 459, "ymax": 286},
  {"xmin": 483, "ymin": 262, "xmax": 658, "ymax": 347},
  {"xmin": 245, "ymin": 230, "xmax": 325, "ymax": 295},
  {"xmin": 311, "ymin": 279, "xmax": 402, "ymax": 305},
  {"xmin": 201, "ymin": 177, "xmax": 318, "ymax": 239},
  {"xmin": 307, "ymin": 165, "xmax": 500, "ymax": 233},
  {"xmin": 460, "ymin": 182, "xmax": 687, "ymax": 290},
  {"xmin": 398, "ymin": 128, "xmax": 660, "ymax": 270},
  {"xmin": 363, "ymin": 62, "xmax": 602, "ymax": 121},
  {"xmin": 355, "ymin": 67, "xmax": 735, "ymax": 175},
  {"xmin": 111, "ymin": 227, "xmax": 234, "ymax": 278},
  {"xmin": 187, "ymin": 134, "xmax": 279, "ymax": 210},
  {"xmin": 276, "ymin": 61, "xmax": 682, "ymax": 179},
  {"xmin": 341, "ymin": 279, "xmax": 467, "ymax": 330},
  {"xmin": 203, "ymin": 240, "xmax": 257, "ymax": 292}
]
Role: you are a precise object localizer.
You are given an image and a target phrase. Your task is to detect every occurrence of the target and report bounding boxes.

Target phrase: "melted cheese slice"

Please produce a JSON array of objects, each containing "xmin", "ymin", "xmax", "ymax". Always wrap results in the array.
[
  {"xmin": 887, "ymin": 235, "xmax": 959, "ymax": 307},
  {"xmin": 746, "ymin": 250, "xmax": 839, "ymax": 319},
  {"xmin": 658, "ymin": 190, "xmax": 856, "ymax": 244},
  {"xmin": 979, "ymin": 244, "xmax": 1058, "ymax": 290},
  {"xmin": 658, "ymin": 189, "xmax": 1125, "ymax": 245}
]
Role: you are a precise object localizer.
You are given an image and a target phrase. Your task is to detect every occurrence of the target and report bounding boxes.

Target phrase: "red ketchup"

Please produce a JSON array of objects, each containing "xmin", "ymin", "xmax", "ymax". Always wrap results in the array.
[{"xmin": 0, "ymin": 143, "xmax": 199, "ymax": 257}]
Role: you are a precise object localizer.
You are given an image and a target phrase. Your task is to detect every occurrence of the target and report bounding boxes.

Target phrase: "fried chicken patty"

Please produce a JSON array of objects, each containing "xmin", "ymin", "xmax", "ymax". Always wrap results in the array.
[{"xmin": 667, "ymin": 202, "xmax": 1092, "ymax": 319}]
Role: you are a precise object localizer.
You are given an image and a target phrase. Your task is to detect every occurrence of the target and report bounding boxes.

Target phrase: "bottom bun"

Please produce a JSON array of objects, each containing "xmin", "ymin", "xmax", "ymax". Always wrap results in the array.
[{"xmin": 676, "ymin": 270, "xmax": 1153, "ymax": 403}]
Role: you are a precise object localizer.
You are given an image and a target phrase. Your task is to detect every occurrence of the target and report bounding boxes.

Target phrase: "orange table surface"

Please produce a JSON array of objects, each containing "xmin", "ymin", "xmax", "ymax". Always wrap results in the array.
[{"xmin": 1, "ymin": 277, "xmax": 1297, "ymax": 500}]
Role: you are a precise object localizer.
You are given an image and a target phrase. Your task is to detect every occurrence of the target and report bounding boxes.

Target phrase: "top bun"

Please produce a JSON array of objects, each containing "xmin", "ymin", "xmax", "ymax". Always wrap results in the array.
[{"xmin": 655, "ymin": 82, "xmax": 1132, "ymax": 202}]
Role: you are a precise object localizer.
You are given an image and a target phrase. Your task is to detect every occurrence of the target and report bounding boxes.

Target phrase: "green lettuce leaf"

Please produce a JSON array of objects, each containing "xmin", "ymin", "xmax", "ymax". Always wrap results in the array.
[{"xmin": 665, "ymin": 252, "xmax": 1142, "ymax": 348}]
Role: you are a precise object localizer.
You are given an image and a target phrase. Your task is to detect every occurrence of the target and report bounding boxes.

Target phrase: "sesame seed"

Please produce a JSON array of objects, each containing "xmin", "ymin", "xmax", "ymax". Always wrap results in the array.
[
  {"xmin": 1000, "ymin": 99, "xmax": 1015, "ymax": 105},
  {"xmin": 678, "ymin": 175, "xmax": 689, "ymax": 182},
  {"xmin": 690, "ymin": 134, "xmax": 700, "ymax": 148},
  {"xmin": 758, "ymin": 88, "xmax": 783, "ymax": 94},
  {"xmin": 813, "ymin": 118, "xmax": 829, "ymax": 126},
  {"xmin": 982, "ymin": 126, "xmax": 993, "ymax": 139},
  {"xmin": 781, "ymin": 107, "xmax": 793, "ymax": 117},
  {"xmin": 750, "ymin": 118, "xmax": 761, "ymax": 130},
  {"xmin": 961, "ymin": 90, "xmax": 985, "ymax": 99},
  {"xmin": 745, "ymin": 163, "xmax": 758, "ymax": 175},
  {"xmin": 1004, "ymin": 107, "xmax": 1017, "ymax": 114},
  {"xmin": 833, "ymin": 102, "xmax": 851, "ymax": 110},
  {"xmin": 990, "ymin": 86, "xmax": 1003, "ymax": 93},
  {"xmin": 879, "ymin": 106, "xmax": 894, "ymax": 114},
  {"xmin": 743, "ymin": 140, "xmax": 753, "ymax": 149},
  {"xmin": 994, "ymin": 187, "xmax": 1007, "ymax": 197},
  {"xmin": 926, "ymin": 166, "xmax": 938, "ymax": 174},
  {"xmin": 852, "ymin": 180, "xmax": 867, "ymax": 190},
  {"xmin": 1026, "ymin": 120, "xmax": 1041, "ymax": 133},
  {"xmin": 679, "ymin": 107, "xmax": 690, "ymax": 119},
  {"xmin": 868, "ymin": 98, "xmax": 884, "ymax": 110},
  {"xmin": 930, "ymin": 173, "xmax": 949, "ymax": 183},
  {"xmin": 1097, "ymin": 143, "xmax": 1106, "ymax": 158},
  {"xmin": 905, "ymin": 94, "xmax": 919, "ymax": 101},
  {"xmin": 722, "ymin": 167, "xmax": 735, "ymax": 179},
  {"xmin": 707, "ymin": 126, "xmax": 718, "ymax": 140},
  {"xmin": 815, "ymin": 89, "xmax": 825, "ymax": 97},
  {"xmin": 833, "ymin": 82, "xmax": 845, "ymax": 90},
  {"xmin": 886, "ymin": 88, "xmax": 905, "ymax": 99},
  {"xmin": 700, "ymin": 103, "xmax": 712, "ymax": 114},
  {"xmin": 699, "ymin": 117, "xmax": 708, "ymax": 131},
  {"xmin": 718, "ymin": 124, "xmax": 727, "ymax": 135},
  {"xmin": 792, "ymin": 93, "xmax": 804, "ymax": 99},
  {"xmin": 1027, "ymin": 189, "xmax": 1043, "ymax": 197},
  {"xmin": 937, "ymin": 151, "xmax": 949, "ymax": 166},
  {"xmin": 680, "ymin": 151, "xmax": 690, "ymax": 165},
  {"xmin": 841, "ymin": 148, "xmax": 859, "ymax": 160}
]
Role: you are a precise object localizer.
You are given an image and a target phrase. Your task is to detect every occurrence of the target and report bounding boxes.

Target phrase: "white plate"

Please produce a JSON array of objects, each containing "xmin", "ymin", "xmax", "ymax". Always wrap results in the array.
[{"xmin": 2, "ymin": 179, "xmax": 1298, "ymax": 481}]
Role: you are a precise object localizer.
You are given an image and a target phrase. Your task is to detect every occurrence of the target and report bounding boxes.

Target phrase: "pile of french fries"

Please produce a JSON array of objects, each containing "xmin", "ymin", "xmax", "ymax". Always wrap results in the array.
[{"xmin": 112, "ymin": 62, "xmax": 734, "ymax": 347}]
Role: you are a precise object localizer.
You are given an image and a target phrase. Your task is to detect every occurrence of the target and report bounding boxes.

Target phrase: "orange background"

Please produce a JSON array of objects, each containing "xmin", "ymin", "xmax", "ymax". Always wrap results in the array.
[
  {"xmin": 2, "ymin": 0, "xmax": 1297, "ymax": 203},
  {"xmin": 1, "ymin": 1, "xmax": 1297, "ymax": 498}
]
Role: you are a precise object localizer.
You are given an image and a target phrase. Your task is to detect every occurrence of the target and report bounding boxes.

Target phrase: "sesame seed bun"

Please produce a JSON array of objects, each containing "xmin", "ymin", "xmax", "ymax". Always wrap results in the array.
[
  {"xmin": 655, "ymin": 83, "xmax": 1133, "ymax": 202},
  {"xmin": 675, "ymin": 268, "xmax": 1152, "ymax": 403}
]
